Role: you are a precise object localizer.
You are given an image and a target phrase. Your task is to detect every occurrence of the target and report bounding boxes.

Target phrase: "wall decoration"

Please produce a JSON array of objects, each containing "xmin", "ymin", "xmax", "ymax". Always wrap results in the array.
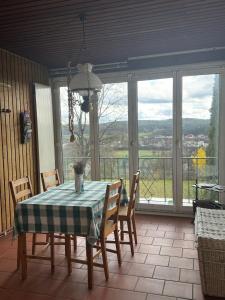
[{"xmin": 20, "ymin": 111, "xmax": 32, "ymax": 144}]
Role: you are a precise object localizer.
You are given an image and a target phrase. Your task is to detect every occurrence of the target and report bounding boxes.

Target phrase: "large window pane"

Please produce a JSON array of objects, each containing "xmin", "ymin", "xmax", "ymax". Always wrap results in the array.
[
  {"xmin": 182, "ymin": 74, "xmax": 219, "ymax": 205},
  {"xmin": 60, "ymin": 87, "xmax": 91, "ymax": 181},
  {"xmin": 138, "ymin": 78, "xmax": 173, "ymax": 204},
  {"xmin": 98, "ymin": 83, "xmax": 129, "ymax": 186}
]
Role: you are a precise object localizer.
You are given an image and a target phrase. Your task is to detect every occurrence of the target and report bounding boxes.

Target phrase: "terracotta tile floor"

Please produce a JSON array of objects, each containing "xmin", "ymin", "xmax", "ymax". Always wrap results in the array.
[{"xmin": 0, "ymin": 214, "xmax": 212, "ymax": 300}]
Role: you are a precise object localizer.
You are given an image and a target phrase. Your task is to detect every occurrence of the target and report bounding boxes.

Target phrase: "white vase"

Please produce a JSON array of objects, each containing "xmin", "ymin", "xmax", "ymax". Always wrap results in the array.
[{"xmin": 75, "ymin": 174, "xmax": 84, "ymax": 193}]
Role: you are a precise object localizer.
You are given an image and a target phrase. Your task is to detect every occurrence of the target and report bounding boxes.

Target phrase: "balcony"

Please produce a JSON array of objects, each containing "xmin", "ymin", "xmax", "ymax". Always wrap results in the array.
[{"xmin": 63, "ymin": 156, "xmax": 218, "ymax": 206}]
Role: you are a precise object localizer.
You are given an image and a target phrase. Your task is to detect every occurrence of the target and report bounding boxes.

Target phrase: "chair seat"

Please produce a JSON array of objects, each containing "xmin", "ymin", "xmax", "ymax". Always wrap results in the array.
[
  {"xmin": 119, "ymin": 206, "xmax": 128, "ymax": 217},
  {"xmin": 119, "ymin": 206, "xmax": 134, "ymax": 218},
  {"xmin": 104, "ymin": 220, "xmax": 116, "ymax": 236}
]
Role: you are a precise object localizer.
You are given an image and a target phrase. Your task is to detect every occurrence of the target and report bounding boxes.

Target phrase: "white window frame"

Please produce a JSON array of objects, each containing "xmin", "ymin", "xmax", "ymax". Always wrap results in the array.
[{"xmin": 53, "ymin": 61, "xmax": 225, "ymax": 216}]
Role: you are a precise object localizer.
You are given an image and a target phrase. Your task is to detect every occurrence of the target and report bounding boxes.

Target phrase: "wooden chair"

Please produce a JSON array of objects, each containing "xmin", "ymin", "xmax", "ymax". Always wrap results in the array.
[
  {"xmin": 41, "ymin": 169, "xmax": 61, "ymax": 192},
  {"xmin": 119, "ymin": 170, "xmax": 140, "ymax": 256},
  {"xmin": 9, "ymin": 176, "xmax": 54, "ymax": 270},
  {"xmin": 41, "ymin": 169, "xmax": 77, "ymax": 251},
  {"xmin": 66, "ymin": 180, "xmax": 122, "ymax": 289}
]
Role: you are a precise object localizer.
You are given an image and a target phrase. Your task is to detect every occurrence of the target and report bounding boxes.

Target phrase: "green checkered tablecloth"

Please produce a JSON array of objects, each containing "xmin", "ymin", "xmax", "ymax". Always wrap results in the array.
[{"xmin": 14, "ymin": 181, "xmax": 128, "ymax": 243}]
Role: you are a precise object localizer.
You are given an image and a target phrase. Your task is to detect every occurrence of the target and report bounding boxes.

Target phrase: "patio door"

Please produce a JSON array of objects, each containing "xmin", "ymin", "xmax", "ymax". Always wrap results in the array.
[
  {"xmin": 180, "ymin": 73, "xmax": 221, "ymax": 209},
  {"xmin": 134, "ymin": 70, "xmax": 225, "ymax": 213},
  {"xmin": 136, "ymin": 77, "xmax": 175, "ymax": 209},
  {"xmin": 58, "ymin": 65, "xmax": 225, "ymax": 214}
]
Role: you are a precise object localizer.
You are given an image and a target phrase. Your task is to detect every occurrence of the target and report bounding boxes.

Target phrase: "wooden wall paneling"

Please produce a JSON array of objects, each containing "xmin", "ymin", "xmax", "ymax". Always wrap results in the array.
[
  {"xmin": 24, "ymin": 60, "xmax": 30, "ymax": 183},
  {"xmin": 16, "ymin": 55, "xmax": 24, "ymax": 182},
  {"xmin": 25, "ymin": 60, "xmax": 31, "ymax": 182},
  {"xmin": 21, "ymin": 59, "xmax": 26, "ymax": 180},
  {"xmin": 9, "ymin": 53, "xmax": 19, "ymax": 223},
  {"xmin": 14, "ymin": 54, "xmax": 23, "ymax": 181},
  {"xmin": 25, "ymin": 60, "xmax": 33, "ymax": 193},
  {"xmin": 0, "ymin": 49, "xmax": 4, "ymax": 232},
  {"xmin": 23, "ymin": 59, "xmax": 29, "ymax": 195},
  {"xmin": 6, "ymin": 50, "xmax": 15, "ymax": 224},
  {"xmin": 0, "ymin": 48, "xmax": 49, "ymax": 233},
  {"xmin": 2, "ymin": 49, "xmax": 11, "ymax": 229},
  {"xmin": 26, "ymin": 61, "xmax": 33, "ymax": 194},
  {"xmin": 11, "ymin": 52, "xmax": 20, "ymax": 182}
]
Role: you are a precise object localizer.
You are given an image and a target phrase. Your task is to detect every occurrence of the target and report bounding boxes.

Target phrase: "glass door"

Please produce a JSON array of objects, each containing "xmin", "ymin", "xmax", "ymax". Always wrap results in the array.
[
  {"xmin": 59, "ymin": 67, "xmax": 224, "ymax": 214},
  {"xmin": 137, "ymin": 78, "xmax": 174, "ymax": 206},
  {"xmin": 181, "ymin": 74, "xmax": 220, "ymax": 206}
]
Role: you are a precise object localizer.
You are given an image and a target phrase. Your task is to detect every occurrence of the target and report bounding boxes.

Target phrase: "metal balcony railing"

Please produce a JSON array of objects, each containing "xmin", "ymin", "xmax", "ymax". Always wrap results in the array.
[{"xmin": 63, "ymin": 156, "xmax": 218, "ymax": 205}]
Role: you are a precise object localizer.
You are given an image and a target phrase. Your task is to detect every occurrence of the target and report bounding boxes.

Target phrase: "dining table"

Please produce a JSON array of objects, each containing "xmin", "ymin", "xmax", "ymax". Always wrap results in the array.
[{"xmin": 14, "ymin": 180, "xmax": 128, "ymax": 288}]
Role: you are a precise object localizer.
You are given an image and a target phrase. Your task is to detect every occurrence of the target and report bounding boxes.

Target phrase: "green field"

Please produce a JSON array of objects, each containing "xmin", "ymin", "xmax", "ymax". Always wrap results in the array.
[
  {"xmin": 113, "ymin": 149, "xmax": 171, "ymax": 158},
  {"xmin": 64, "ymin": 168, "xmax": 201, "ymax": 202},
  {"xmin": 122, "ymin": 178, "xmax": 196, "ymax": 200}
]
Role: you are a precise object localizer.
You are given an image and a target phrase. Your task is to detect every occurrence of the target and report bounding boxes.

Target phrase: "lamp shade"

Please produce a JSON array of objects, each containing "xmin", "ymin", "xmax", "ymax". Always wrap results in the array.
[{"xmin": 69, "ymin": 63, "xmax": 102, "ymax": 93}]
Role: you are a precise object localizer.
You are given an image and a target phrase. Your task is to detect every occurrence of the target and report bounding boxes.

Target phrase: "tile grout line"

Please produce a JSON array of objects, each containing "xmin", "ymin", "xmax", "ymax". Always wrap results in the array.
[{"xmin": 161, "ymin": 277, "xmax": 166, "ymax": 296}]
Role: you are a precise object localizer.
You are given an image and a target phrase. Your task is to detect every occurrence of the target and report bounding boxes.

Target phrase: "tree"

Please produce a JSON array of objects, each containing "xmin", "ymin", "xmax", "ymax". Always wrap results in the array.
[
  {"xmin": 192, "ymin": 147, "xmax": 206, "ymax": 177},
  {"xmin": 61, "ymin": 83, "xmax": 127, "ymax": 166},
  {"xmin": 206, "ymin": 75, "xmax": 219, "ymax": 159},
  {"xmin": 98, "ymin": 83, "xmax": 127, "ymax": 156}
]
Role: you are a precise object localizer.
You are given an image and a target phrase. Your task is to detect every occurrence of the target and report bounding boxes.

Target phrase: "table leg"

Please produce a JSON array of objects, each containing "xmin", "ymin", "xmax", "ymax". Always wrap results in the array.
[
  {"xmin": 50, "ymin": 233, "xmax": 55, "ymax": 274},
  {"xmin": 65, "ymin": 234, "xmax": 71, "ymax": 275},
  {"xmin": 20, "ymin": 233, "xmax": 27, "ymax": 280},
  {"xmin": 86, "ymin": 239, "xmax": 93, "ymax": 289}
]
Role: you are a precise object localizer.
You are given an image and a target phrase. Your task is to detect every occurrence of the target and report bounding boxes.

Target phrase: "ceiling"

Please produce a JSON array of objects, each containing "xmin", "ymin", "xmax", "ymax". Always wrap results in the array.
[{"xmin": 1, "ymin": 0, "xmax": 225, "ymax": 70}]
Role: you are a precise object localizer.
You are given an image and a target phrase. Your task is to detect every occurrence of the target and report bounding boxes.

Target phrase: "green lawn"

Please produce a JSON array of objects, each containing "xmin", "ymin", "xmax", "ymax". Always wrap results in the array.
[
  {"xmin": 113, "ymin": 149, "xmax": 171, "ymax": 158},
  {"xmin": 64, "ymin": 167, "xmax": 212, "ymax": 203},
  {"xmin": 121, "ymin": 178, "xmax": 196, "ymax": 200}
]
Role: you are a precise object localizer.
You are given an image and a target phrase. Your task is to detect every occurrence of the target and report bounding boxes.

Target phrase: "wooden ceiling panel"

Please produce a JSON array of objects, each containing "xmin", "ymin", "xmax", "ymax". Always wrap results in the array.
[{"xmin": 0, "ymin": 0, "xmax": 225, "ymax": 69}]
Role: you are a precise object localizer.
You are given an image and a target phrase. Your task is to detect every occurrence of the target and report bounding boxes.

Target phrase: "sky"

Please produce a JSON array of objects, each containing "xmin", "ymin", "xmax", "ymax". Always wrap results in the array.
[{"xmin": 60, "ymin": 74, "xmax": 217, "ymax": 124}]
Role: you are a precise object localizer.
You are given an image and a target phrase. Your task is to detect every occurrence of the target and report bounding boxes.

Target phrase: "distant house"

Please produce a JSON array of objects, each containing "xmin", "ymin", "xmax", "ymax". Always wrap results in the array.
[{"xmin": 185, "ymin": 134, "xmax": 195, "ymax": 139}]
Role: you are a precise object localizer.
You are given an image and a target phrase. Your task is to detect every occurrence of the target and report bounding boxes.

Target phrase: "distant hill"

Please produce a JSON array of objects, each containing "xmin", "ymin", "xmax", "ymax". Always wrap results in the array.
[
  {"xmin": 138, "ymin": 118, "xmax": 210, "ymax": 136},
  {"xmin": 61, "ymin": 118, "xmax": 210, "ymax": 140}
]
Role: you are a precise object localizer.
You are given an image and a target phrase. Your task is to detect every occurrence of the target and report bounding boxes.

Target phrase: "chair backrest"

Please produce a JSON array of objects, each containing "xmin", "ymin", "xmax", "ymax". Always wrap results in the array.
[
  {"xmin": 100, "ymin": 180, "xmax": 123, "ymax": 237},
  {"xmin": 9, "ymin": 176, "xmax": 33, "ymax": 209},
  {"xmin": 128, "ymin": 170, "xmax": 140, "ymax": 215},
  {"xmin": 41, "ymin": 169, "xmax": 61, "ymax": 191}
]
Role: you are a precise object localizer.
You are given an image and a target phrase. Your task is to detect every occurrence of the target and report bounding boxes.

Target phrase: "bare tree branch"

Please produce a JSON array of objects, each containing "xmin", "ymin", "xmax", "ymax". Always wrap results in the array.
[{"xmin": 62, "ymin": 83, "xmax": 127, "ymax": 167}]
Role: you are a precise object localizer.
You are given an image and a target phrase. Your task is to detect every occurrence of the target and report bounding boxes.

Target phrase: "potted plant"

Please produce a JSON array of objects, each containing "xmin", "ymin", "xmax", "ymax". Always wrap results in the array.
[{"xmin": 73, "ymin": 161, "xmax": 84, "ymax": 193}]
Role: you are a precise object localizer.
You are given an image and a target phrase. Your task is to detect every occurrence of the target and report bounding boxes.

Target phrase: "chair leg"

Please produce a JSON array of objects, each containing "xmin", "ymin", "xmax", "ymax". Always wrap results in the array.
[
  {"xmin": 20, "ymin": 233, "xmax": 27, "ymax": 280},
  {"xmin": 49, "ymin": 233, "xmax": 55, "ymax": 274},
  {"xmin": 17, "ymin": 237, "xmax": 20, "ymax": 270},
  {"xmin": 127, "ymin": 219, "xmax": 134, "ymax": 256},
  {"xmin": 100, "ymin": 237, "xmax": 109, "ymax": 281},
  {"xmin": 86, "ymin": 238, "xmax": 94, "ymax": 289},
  {"xmin": 32, "ymin": 233, "xmax": 36, "ymax": 255},
  {"xmin": 114, "ymin": 229, "xmax": 122, "ymax": 266},
  {"xmin": 45, "ymin": 233, "xmax": 50, "ymax": 243},
  {"xmin": 132, "ymin": 214, "xmax": 138, "ymax": 245},
  {"xmin": 96, "ymin": 239, "xmax": 100, "ymax": 251},
  {"xmin": 73, "ymin": 235, "xmax": 77, "ymax": 252},
  {"xmin": 120, "ymin": 220, "xmax": 124, "ymax": 240}
]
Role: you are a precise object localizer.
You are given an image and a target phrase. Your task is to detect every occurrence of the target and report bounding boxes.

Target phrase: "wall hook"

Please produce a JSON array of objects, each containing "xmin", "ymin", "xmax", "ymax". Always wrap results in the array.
[{"xmin": 0, "ymin": 108, "xmax": 11, "ymax": 113}]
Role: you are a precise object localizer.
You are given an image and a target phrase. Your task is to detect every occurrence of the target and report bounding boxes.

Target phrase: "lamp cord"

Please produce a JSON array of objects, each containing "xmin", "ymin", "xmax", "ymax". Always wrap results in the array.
[
  {"xmin": 76, "ymin": 13, "xmax": 87, "ymax": 67},
  {"xmin": 67, "ymin": 13, "xmax": 89, "ymax": 141}
]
